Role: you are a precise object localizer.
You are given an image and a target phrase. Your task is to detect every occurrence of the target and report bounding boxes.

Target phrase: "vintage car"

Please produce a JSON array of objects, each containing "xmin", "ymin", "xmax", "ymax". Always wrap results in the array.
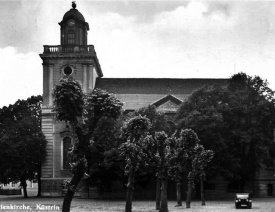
[{"xmin": 235, "ymin": 193, "xmax": 252, "ymax": 209}]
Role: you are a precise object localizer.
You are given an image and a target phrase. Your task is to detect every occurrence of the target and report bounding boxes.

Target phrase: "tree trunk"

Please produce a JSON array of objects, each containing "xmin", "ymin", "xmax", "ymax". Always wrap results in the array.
[
  {"xmin": 62, "ymin": 169, "xmax": 84, "ymax": 212},
  {"xmin": 200, "ymin": 174, "xmax": 205, "ymax": 206},
  {"xmin": 125, "ymin": 168, "xmax": 135, "ymax": 212},
  {"xmin": 37, "ymin": 164, "xmax": 42, "ymax": 197},
  {"xmin": 176, "ymin": 182, "xmax": 182, "ymax": 206},
  {"xmin": 20, "ymin": 177, "xmax": 28, "ymax": 198},
  {"xmin": 62, "ymin": 123, "xmax": 88, "ymax": 212},
  {"xmin": 156, "ymin": 178, "xmax": 161, "ymax": 210},
  {"xmin": 186, "ymin": 176, "xmax": 192, "ymax": 208},
  {"xmin": 160, "ymin": 179, "xmax": 169, "ymax": 212}
]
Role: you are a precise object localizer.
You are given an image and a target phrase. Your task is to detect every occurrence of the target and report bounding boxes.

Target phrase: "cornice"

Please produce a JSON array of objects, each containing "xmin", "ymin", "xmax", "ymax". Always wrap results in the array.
[{"xmin": 39, "ymin": 53, "xmax": 96, "ymax": 59}]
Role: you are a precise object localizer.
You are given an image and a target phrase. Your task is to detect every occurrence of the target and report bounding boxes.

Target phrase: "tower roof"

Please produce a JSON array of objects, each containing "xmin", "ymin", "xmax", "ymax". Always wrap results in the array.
[
  {"xmin": 59, "ymin": 2, "xmax": 89, "ymax": 30},
  {"xmin": 63, "ymin": 8, "xmax": 85, "ymax": 22}
]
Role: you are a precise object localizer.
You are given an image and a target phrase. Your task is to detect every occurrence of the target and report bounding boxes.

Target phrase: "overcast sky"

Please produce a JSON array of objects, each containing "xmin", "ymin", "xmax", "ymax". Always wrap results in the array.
[{"xmin": 1, "ymin": 0, "xmax": 275, "ymax": 107}]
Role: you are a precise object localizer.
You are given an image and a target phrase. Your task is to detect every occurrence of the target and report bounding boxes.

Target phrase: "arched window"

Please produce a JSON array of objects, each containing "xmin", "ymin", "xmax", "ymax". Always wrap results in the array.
[
  {"xmin": 62, "ymin": 137, "xmax": 72, "ymax": 170},
  {"xmin": 67, "ymin": 30, "xmax": 75, "ymax": 45}
]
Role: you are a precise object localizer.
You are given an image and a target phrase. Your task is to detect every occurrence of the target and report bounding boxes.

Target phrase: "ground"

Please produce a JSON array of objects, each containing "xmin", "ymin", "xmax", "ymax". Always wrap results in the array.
[{"xmin": 1, "ymin": 193, "xmax": 275, "ymax": 212}]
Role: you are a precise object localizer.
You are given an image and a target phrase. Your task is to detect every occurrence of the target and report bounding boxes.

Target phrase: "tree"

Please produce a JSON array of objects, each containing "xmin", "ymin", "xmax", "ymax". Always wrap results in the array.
[
  {"xmin": 175, "ymin": 85, "xmax": 228, "ymax": 178},
  {"xmin": 119, "ymin": 115, "xmax": 151, "ymax": 212},
  {"xmin": 132, "ymin": 105, "xmax": 173, "ymax": 210},
  {"xmin": 88, "ymin": 115, "xmax": 124, "ymax": 193},
  {"xmin": 53, "ymin": 78, "xmax": 122, "ymax": 212},
  {"xmin": 133, "ymin": 105, "xmax": 172, "ymax": 135},
  {"xmin": 175, "ymin": 73, "xmax": 275, "ymax": 193},
  {"xmin": 224, "ymin": 73, "xmax": 275, "ymax": 191},
  {"xmin": 154, "ymin": 132, "xmax": 170, "ymax": 212},
  {"xmin": 191, "ymin": 145, "xmax": 214, "ymax": 206},
  {"xmin": 167, "ymin": 129, "xmax": 214, "ymax": 208},
  {"xmin": 167, "ymin": 133, "xmax": 185, "ymax": 207},
  {"xmin": 176, "ymin": 129, "xmax": 200, "ymax": 208},
  {"xmin": 140, "ymin": 131, "xmax": 177, "ymax": 212},
  {"xmin": 0, "ymin": 96, "xmax": 46, "ymax": 197}
]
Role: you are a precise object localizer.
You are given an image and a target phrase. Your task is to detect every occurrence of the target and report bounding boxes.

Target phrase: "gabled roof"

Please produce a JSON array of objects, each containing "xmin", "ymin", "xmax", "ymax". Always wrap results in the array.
[
  {"xmin": 95, "ymin": 78, "xmax": 227, "ymax": 94},
  {"xmin": 152, "ymin": 94, "xmax": 182, "ymax": 107},
  {"xmin": 113, "ymin": 94, "xmax": 188, "ymax": 110},
  {"xmin": 95, "ymin": 78, "xmax": 228, "ymax": 110}
]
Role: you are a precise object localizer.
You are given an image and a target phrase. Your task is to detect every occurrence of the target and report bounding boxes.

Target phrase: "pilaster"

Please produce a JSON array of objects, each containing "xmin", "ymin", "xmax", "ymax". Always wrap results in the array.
[
  {"xmin": 82, "ymin": 64, "xmax": 88, "ymax": 93},
  {"xmin": 48, "ymin": 65, "xmax": 54, "ymax": 106},
  {"xmin": 88, "ymin": 65, "xmax": 94, "ymax": 90}
]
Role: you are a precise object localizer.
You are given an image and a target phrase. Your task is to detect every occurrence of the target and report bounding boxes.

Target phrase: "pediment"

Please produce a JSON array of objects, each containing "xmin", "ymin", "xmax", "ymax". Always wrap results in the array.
[{"xmin": 152, "ymin": 95, "xmax": 182, "ymax": 112}]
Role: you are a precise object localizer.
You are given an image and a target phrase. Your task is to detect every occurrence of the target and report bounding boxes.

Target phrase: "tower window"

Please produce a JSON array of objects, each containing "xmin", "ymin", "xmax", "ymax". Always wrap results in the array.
[
  {"xmin": 67, "ymin": 30, "xmax": 75, "ymax": 45},
  {"xmin": 62, "ymin": 137, "xmax": 72, "ymax": 170},
  {"xmin": 63, "ymin": 66, "xmax": 73, "ymax": 76},
  {"xmin": 80, "ymin": 29, "xmax": 83, "ymax": 45}
]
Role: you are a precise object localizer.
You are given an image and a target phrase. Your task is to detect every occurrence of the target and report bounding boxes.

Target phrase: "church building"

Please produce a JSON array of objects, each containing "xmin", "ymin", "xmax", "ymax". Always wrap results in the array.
[{"xmin": 40, "ymin": 3, "xmax": 275, "ymax": 198}]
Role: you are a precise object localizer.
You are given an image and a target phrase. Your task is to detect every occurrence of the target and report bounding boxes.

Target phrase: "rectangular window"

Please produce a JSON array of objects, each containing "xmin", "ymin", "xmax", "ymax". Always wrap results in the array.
[
  {"xmin": 67, "ymin": 31, "xmax": 75, "ymax": 45},
  {"xmin": 80, "ymin": 29, "xmax": 83, "ymax": 45}
]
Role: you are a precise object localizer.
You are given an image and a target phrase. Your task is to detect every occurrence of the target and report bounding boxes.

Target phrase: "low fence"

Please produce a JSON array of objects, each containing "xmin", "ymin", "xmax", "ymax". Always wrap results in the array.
[{"xmin": 0, "ymin": 188, "xmax": 22, "ymax": 195}]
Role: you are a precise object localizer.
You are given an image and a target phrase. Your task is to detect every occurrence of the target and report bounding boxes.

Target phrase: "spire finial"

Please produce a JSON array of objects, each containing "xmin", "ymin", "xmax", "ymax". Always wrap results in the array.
[{"xmin": 72, "ymin": 1, "xmax": 76, "ymax": 9}]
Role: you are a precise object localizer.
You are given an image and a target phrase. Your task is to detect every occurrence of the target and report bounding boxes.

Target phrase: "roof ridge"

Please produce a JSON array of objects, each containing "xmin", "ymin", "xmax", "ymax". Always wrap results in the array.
[{"xmin": 98, "ymin": 77, "xmax": 228, "ymax": 80}]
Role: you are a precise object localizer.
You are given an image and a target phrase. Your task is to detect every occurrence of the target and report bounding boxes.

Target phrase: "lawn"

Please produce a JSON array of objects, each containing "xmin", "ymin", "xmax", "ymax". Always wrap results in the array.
[{"xmin": 1, "ymin": 195, "xmax": 275, "ymax": 212}]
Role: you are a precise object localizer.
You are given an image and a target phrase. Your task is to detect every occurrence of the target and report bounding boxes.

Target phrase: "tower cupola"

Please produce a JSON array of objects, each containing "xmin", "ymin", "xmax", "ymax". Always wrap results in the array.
[{"xmin": 59, "ymin": 2, "xmax": 89, "ymax": 46}]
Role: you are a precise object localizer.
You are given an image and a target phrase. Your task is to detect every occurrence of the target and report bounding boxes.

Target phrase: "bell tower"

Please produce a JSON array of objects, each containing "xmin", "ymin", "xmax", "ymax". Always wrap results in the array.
[
  {"xmin": 59, "ymin": 1, "xmax": 89, "ymax": 46},
  {"xmin": 39, "ymin": 2, "xmax": 103, "ymax": 196}
]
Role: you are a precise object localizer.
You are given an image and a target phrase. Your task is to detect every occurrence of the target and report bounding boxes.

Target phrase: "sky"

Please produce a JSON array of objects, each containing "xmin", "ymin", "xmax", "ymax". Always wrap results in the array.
[{"xmin": 1, "ymin": 0, "xmax": 275, "ymax": 107}]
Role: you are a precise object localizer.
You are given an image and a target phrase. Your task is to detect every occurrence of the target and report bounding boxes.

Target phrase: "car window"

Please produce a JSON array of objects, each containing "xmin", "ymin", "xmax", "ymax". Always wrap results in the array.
[{"xmin": 236, "ymin": 194, "xmax": 249, "ymax": 198}]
